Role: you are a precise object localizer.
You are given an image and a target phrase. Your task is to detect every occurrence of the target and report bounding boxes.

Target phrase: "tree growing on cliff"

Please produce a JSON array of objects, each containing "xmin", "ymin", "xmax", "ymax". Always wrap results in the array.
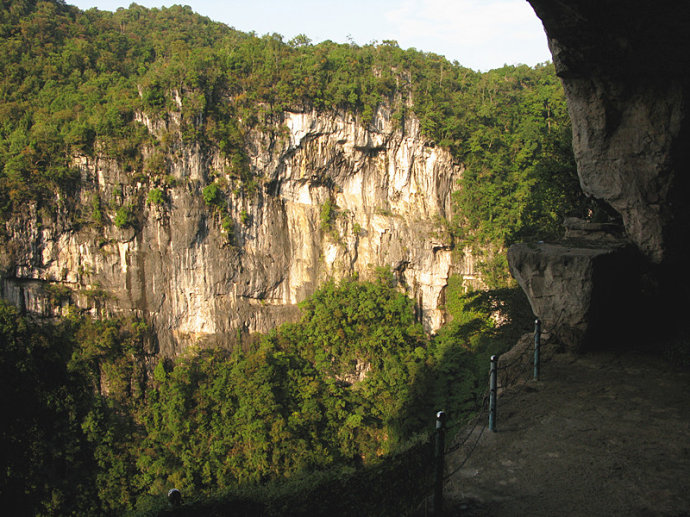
[
  {"xmin": 0, "ymin": 0, "xmax": 585, "ymax": 272},
  {"xmin": 319, "ymin": 198, "xmax": 337, "ymax": 233}
]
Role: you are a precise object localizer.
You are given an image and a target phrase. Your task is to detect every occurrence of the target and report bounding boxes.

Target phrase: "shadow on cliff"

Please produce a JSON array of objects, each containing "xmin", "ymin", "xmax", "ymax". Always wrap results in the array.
[{"xmin": 391, "ymin": 286, "xmax": 535, "ymax": 448}]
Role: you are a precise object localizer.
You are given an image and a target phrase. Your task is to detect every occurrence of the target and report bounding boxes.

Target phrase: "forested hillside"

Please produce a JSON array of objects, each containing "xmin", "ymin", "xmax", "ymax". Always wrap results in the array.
[
  {"xmin": 1, "ymin": 271, "xmax": 533, "ymax": 515},
  {"xmin": 0, "ymin": 0, "xmax": 588, "ymax": 263},
  {"xmin": 0, "ymin": 1, "xmax": 590, "ymax": 514}
]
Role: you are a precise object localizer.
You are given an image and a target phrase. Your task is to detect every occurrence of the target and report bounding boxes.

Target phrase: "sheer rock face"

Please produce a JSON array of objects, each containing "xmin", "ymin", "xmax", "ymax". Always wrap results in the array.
[
  {"xmin": 527, "ymin": 0, "xmax": 690, "ymax": 269},
  {"xmin": 0, "ymin": 107, "xmax": 476, "ymax": 355},
  {"xmin": 508, "ymin": 1, "xmax": 690, "ymax": 348}
]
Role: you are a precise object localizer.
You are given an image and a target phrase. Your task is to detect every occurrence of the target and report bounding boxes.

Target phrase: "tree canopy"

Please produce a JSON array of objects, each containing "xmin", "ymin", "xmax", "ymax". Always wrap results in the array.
[
  {"xmin": 1, "ymin": 270, "xmax": 525, "ymax": 514},
  {"xmin": 0, "ymin": 0, "xmax": 590, "ymax": 272}
]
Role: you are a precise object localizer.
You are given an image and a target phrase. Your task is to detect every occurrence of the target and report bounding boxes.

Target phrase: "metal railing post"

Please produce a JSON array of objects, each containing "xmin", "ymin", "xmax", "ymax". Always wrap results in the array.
[
  {"xmin": 489, "ymin": 355, "xmax": 498, "ymax": 432},
  {"xmin": 434, "ymin": 410, "xmax": 446, "ymax": 516},
  {"xmin": 534, "ymin": 318, "xmax": 541, "ymax": 381},
  {"xmin": 168, "ymin": 488, "xmax": 182, "ymax": 507}
]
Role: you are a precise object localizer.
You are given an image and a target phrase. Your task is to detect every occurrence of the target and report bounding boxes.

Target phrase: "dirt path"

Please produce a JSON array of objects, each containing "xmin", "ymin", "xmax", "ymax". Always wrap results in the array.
[{"xmin": 442, "ymin": 350, "xmax": 690, "ymax": 516}]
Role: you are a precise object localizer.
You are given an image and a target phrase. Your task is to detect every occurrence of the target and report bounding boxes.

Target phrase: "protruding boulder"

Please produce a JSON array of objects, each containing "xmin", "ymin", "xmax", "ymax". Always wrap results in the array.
[{"xmin": 508, "ymin": 239, "xmax": 639, "ymax": 351}]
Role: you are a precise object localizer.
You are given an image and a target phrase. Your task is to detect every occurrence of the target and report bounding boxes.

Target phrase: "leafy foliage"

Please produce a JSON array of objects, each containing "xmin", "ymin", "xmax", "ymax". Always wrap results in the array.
[
  {"xmin": 140, "ymin": 438, "xmax": 433, "ymax": 517},
  {"xmin": 0, "ymin": 269, "xmax": 521, "ymax": 515},
  {"xmin": 319, "ymin": 198, "xmax": 336, "ymax": 233},
  {"xmin": 113, "ymin": 203, "xmax": 135, "ymax": 228},
  {"xmin": 0, "ymin": 301, "xmax": 96, "ymax": 515},
  {"xmin": 0, "ymin": 0, "xmax": 592, "ymax": 513},
  {"xmin": 146, "ymin": 187, "xmax": 165, "ymax": 206},
  {"xmin": 0, "ymin": 301, "xmax": 152, "ymax": 515},
  {"xmin": 0, "ymin": 1, "xmax": 586, "ymax": 268},
  {"xmin": 136, "ymin": 273, "xmax": 431, "ymax": 496},
  {"xmin": 201, "ymin": 182, "xmax": 223, "ymax": 208},
  {"xmin": 445, "ymin": 66, "xmax": 597, "ymax": 282}
]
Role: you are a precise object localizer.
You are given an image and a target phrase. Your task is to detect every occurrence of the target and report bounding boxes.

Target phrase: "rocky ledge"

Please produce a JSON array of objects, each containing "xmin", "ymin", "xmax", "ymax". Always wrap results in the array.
[{"xmin": 508, "ymin": 231, "xmax": 640, "ymax": 351}]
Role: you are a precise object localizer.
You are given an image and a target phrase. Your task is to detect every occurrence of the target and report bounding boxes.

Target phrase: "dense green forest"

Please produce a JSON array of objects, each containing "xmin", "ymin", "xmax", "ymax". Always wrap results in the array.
[
  {"xmin": 0, "ymin": 273, "xmax": 532, "ymax": 515},
  {"xmin": 0, "ymin": 0, "xmax": 591, "ymax": 514},
  {"xmin": 0, "ymin": 0, "xmax": 590, "ymax": 262}
]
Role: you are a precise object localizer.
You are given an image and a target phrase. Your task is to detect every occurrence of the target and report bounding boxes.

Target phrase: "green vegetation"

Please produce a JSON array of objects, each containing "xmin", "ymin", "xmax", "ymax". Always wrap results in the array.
[
  {"xmin": 113, "ymin": 203, "xmax": 135, "ymax": 228},
  {"xmin": 137, "ymin": 273, "xmax": 433, "ymax": 497},
  {"xmin": 146, "ymin": 187, "xmax": 165, "ymax": 206},
  {"xmin": 446, "ymin": 66, "xmax": 596, "ymax": 284},
  {"xmin": 0, "ymin": 270, "xmax": 528, "ymax": 515},
  {"xmin": 319, "ymin": 197, "xmax": 337, "ymax": 233},
  {"xmin": 221, "ymin": 214, "xmax": 235, "ymax": 243},
  {"xmin": 201, "ymin": 182, "xmax": 223, "ymax": 208},
  {"xmin": 139, "ymin": 440, "xmax": 433, "ymax": 516},
  {"xmin": 0, "ymin": 300, "xmax": 151, "ymax": 515},
  {"xmin": 202, "ymin": 180, "xmax": 236, "ymax": 242},
  {"xmin": 0, "ymin": 0, "xmax": 596, "ymax": 513},
  {"xmin": 42, "ymin": 281, "xmax": 73, "ymax": 305},
  {"xmin": 0, "ymin": 0, "xmax": 588, "ymax": 270},
  {"xmin": 90, "ymin": 194, "xmax": 104, "ymax": 226}
]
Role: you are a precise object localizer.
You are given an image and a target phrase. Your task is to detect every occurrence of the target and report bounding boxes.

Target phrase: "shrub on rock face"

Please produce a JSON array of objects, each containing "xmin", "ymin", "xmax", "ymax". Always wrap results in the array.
[
  {"xmin": 202, "ymin": 183, "xmax": 223, "ymax": 208},
  {"xmin": 146, "ymin": 188, "xmax": 165, "ymax": 206},
  {"xmin": 114, "ymin": 204, "xmax": 135, "ymax": 228},
  {"xmin": 320, "ymin": 198, "xmax": 337, "ymax": 233}
]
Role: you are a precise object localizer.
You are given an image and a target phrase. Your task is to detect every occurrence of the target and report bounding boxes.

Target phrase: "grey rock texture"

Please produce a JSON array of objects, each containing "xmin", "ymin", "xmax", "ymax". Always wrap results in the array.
[
  {"xmin": 527, "ymin": 0, "xmax": 690, "ymax": 269},
  {"xmin": 1, "ymin": 107, "xmax": 479, "ymax": 355},
  {"xmin": 508, "ymin": 1, "xmax": 690, "ymax": 347},
  {"xmin": 508, "ymin": 240, "xmax": 638, "ymax": 351}
]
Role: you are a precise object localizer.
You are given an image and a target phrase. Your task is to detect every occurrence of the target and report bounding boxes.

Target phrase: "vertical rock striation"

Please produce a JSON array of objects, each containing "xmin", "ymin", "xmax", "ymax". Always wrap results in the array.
[{"xmin": 1, "ymin": 107, "xmax": 476, "ymax": 354}]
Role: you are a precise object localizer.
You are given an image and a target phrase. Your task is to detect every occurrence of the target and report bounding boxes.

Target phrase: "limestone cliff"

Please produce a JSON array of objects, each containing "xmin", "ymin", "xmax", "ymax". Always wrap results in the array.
[
  {"xmin": 528, "ymin": 0, "xmax": 690, "ymax": 269},
  {"xmin": 0, "ymin": 106, "xmax": 477, "ymax": 355},
  {"xmin": 508, "ymin": 1, "xmax": 690, "ymax": 350}
]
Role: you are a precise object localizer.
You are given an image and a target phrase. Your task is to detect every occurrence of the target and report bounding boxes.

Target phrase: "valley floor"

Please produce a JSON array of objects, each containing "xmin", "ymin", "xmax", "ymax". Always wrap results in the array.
[{"xmin": 442, "ymin": 348, "xmax": 690, "ymax": 516}]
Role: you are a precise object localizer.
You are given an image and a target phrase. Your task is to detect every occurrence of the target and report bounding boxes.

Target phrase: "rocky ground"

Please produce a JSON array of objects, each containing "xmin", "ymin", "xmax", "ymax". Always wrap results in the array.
[{"xmin": 439, "ymin": 348, "xmax": 690, "ymax": 516}]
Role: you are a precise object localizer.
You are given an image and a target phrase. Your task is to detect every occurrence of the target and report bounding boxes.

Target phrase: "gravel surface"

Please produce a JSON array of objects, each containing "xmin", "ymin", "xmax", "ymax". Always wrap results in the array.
[{"xmin": 440, "ymin": 350, "xmax": 690, "ymax": 517}]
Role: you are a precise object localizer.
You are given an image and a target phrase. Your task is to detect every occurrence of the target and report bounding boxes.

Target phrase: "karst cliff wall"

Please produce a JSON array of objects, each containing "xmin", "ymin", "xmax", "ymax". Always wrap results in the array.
[
  {"xmin": 511, "ymin": 1, "xmax": 690, "ymax": 349},
  {"xmin": 528, "ymin": 0, "xmax": 690, "ymax": 268},
  {"xmin": 0, "ymin": 106, "xmax": 476, "ymax": 355}
]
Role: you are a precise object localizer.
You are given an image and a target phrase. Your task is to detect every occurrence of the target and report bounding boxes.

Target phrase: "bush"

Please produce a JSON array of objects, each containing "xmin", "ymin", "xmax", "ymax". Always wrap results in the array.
[
  {"xmin": 221, "ymin": 215, "xmax": 235, "ymax": 244},
  {"xmin": 91, "ymin": 195, "xmax": 104, "ymax": 226},
  {"xmin": 150, "ymin": 439, "xmax": 434, "ymax": 517},
  {"xmin": 114, "ymin": 204, "xmax": 136, "ymax": 229},
  {"xmin": 113, "ymin": 205, "xmax": 135, "ymax": 228},
  {"xmin": 319, "ymin": 199, "xmax": 336, "ymax": 233},
  {"xmin": 202, "ymin": 182, "xmax": 223, "ymax": 208},
  {"xmin": 43, "ymin": 283, "xmax": 72, "ymax": 305},
  {"xmin": 146, "ymin": 188, "xmax": 165, "ymax": 206}
]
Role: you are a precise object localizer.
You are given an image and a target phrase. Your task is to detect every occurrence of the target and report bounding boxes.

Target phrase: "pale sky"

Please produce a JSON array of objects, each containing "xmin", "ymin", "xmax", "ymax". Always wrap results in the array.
[{"xmin": 67, "ymin": 0, "xmax": 551, "ymax": 72}]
